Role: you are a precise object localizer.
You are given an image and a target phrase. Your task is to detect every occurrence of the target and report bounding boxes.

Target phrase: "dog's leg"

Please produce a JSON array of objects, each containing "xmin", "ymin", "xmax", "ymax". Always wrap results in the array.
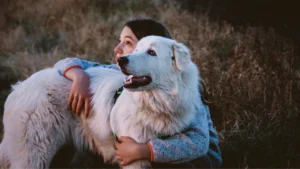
[
  {"xmin": 3, "ymin": 107, "xmax": 72, "ymax": 169},
  {"xmin": 71, "ymin": 123, "xmax": 118, "ymax": 165},
  {"xmin": 7, "ymin": 138, "xmax": 62, "ymax": 169},
  {"xmin": 0, "ymin": 140, "xmax": 10, "ymax": 169},
  {"xmin": 98, "ymin": 138, "xmax": 118, "ymax": 164}
]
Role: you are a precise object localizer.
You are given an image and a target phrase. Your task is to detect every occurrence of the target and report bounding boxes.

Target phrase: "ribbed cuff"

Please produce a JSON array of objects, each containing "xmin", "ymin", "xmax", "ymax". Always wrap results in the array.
[
  {"xmin": 63, "ymin": 65, "xmax": 82, "ymax": 77},
  {"xmin": 147, "ymin": 142, "xmax": 155, "ymax": 162}
]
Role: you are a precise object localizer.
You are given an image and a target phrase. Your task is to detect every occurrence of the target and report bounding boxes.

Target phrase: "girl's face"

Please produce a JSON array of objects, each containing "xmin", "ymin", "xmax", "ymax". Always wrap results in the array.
[{"xmin": 114, "ymin": 26, "xmax": 139, "ymax": 62}]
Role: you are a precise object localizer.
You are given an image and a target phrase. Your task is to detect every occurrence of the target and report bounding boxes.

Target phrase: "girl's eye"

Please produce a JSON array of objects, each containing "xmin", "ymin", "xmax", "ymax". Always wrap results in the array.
[
  {"xmin": 147, "ymin": 49, "xmax": 156, "ymax": 56},
  {"xmin": 125, "ymin": 41, "xmax": 132, "ymax": 46}
]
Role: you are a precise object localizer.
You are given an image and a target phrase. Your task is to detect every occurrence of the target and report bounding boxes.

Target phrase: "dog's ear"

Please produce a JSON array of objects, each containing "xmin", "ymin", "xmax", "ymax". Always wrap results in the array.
[{"xmin": 172, "ymin": 42, "xmax": 191, "ymax": 71}]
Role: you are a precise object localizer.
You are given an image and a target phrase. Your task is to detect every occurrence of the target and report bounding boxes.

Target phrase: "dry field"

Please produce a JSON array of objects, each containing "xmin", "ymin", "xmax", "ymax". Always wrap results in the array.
[{"xmin": 0, "ymin": 0, "xmax": 299, "ymax": 168}]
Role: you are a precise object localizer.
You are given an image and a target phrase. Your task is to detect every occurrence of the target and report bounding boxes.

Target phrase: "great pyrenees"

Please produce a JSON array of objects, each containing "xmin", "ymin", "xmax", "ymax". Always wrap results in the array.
[{"xmin": 0, "ymin": 36, "xmax": 202, "ymax": 169}]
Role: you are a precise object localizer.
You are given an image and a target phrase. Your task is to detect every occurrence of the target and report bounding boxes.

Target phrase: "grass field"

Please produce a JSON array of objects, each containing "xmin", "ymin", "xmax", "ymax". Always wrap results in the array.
[{"xmin": 0, "ymin": 0, "xmax": 299, "ymax": 168}]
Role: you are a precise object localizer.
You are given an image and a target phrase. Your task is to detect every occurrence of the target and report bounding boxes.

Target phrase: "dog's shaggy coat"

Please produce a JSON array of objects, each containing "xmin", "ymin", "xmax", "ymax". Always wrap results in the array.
[{"xmin": 0, "ymin": 36, "xmax": 201, "ymax": 169}]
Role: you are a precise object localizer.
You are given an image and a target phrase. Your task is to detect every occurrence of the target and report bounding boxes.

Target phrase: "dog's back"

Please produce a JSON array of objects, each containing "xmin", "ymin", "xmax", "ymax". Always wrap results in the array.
[
  {"xmin": 0, "ymin": 68, "xmax": 74, "ymax": 168},
  {"xmin": 0, "ymin": 67, "xmax": 124, "ymax": 169}
]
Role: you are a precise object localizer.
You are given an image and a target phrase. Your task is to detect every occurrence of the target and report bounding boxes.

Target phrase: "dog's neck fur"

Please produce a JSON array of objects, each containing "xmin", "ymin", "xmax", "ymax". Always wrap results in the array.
[{"xmin": 132, "ymin": 70, "xmax": 199, "ymax": 136}]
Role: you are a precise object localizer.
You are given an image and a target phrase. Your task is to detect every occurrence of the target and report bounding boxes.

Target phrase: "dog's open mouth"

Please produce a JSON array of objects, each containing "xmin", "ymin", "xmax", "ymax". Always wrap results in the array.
[{"xmin": 124, "ymin": 75, "xmax": 152, "ymax": 88}]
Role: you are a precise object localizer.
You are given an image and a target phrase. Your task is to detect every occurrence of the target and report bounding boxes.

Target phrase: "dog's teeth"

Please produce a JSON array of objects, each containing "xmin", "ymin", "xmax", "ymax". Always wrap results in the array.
[
  {"xmin": 126, "ymin": 75, "xmax": 134, "ymax": 81},
  {"xmin": 124, "ymin": 75, "xmax": 134, "ymax": 85}
]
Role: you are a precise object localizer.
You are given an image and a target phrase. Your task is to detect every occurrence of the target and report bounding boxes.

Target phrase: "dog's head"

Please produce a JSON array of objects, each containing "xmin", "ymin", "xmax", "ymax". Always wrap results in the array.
[{"xmin": 117, "ymin": 35, "xmax": 194, "ymax": 91}]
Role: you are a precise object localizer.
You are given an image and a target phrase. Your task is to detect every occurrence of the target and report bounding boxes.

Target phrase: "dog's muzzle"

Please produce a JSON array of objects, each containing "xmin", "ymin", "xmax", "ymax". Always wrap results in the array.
[
  {"xmin": 117, "ymin": 57, "xmax": 129, "ymax": 70},
  {"xmin": 117, "ymin": 56, "xmax": 152, "ymax": 89}
]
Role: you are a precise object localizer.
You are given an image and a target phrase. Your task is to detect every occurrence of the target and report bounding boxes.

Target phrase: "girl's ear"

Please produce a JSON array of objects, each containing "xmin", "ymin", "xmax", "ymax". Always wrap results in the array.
[{"xmin": 172, "ymin": 42, "xmax": 191, "ymax": 71}]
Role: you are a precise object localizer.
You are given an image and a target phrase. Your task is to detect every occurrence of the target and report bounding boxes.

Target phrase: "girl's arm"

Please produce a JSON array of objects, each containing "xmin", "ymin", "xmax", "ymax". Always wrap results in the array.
[
  {"xmin": 53, "ymin": 57, "xmax": 118, "ymax": 117},
  {"xmin": 148, "ymin": 102, "xmax": 210, "ymax": 164},
  {"xmin": 54, "ymin": 57, "xmax": 118, "ymax": 76}
]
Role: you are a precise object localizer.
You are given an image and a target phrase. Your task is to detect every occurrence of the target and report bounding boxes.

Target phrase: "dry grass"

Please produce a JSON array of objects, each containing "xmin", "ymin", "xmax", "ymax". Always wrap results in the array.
[{"xmin": 0, "ymin": 0, "xmax": 299, "ymax": 168}]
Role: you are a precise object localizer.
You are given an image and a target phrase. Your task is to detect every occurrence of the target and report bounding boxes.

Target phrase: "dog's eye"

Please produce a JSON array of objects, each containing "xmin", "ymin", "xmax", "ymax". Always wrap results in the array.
[{"xmin": 147, "ymin": 49, "xmax": 156, "ymax": 56}]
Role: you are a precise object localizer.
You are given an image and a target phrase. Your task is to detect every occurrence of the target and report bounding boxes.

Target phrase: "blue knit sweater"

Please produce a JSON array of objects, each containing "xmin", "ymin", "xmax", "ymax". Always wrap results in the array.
[{"xmin": 54, "ymin": 58, "xmax": 222, "ymax": 167}]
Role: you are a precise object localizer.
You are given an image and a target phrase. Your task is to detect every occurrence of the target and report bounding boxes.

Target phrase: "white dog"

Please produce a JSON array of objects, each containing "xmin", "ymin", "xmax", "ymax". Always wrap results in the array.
[{"xmin": 0, "ymin": 36, "xmax": 201, "ymax": 169}]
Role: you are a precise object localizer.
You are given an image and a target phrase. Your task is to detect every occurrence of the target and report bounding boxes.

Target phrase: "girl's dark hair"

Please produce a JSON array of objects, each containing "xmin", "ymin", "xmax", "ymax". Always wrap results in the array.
[{"xmin": 125, "ymin": 18, "xmax": 172, "ymax": 40}]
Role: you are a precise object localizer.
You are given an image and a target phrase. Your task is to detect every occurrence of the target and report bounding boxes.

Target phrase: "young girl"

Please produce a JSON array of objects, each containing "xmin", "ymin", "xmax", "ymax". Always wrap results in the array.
[{"xmin": 54, "ymin": 18, "xmax": 222, "ymax": 168}]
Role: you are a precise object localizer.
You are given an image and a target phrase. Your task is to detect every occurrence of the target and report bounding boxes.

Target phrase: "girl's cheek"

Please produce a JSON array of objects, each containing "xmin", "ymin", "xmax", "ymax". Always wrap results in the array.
[{"xmin": 123, "ymin": 48, "xmax": 134, "ymax": 55}]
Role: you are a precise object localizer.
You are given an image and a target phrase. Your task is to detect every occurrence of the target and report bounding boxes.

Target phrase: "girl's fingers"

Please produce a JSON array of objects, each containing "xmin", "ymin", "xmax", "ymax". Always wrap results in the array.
[
  {"xmin": 115, "ymin": 141, "xmax": 121, "ymax": 147},
  {"xmin": 72, "ymin": 96, "xmax": 78, "ymax": 114},
  {"xmin": 116, "ymin": 155, "xmax": 122, "ymax": 161},
  {"xmin": 68, "ymin": 94, "xmax": 74, "ymax": 109},
  {"xmin": 84, "ymin": 98, "xmax": 90, "ymax": 119},
  {"xmin": 118, "ymin": 136, "xmax": 133, "ymax": 142},
  {"xmin": 120, "ymin": 160, "xmax": 127, "ymax": 166},
  {"xmin": 76, "ymin": 96, "xmax": 84, "ymax": 116}
]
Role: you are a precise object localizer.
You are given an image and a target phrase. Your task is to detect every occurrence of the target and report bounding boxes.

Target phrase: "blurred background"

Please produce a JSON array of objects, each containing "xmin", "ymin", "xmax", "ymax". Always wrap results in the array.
[{"xmin": 0, "ymin": 0, "xmax": 299, "ymax": 168}]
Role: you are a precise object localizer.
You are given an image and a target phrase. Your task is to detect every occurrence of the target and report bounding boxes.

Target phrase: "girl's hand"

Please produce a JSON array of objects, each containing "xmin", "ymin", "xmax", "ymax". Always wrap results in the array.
[
  {"xmin": 115, "ymin": 136, "xmax": 151, "ymax": 166},
  {"xmin": 65, "ymin": 68, "xmax": 91, "ymax": 118}
]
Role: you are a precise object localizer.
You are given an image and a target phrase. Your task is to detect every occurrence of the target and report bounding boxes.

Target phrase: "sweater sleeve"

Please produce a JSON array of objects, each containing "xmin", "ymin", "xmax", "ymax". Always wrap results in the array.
[
  {"xmin": 148, "ymin": 101, "xmax": 210, "ymax": 164},
  {"xmin": 54, "ymin": 57, "xmax": 119, "ymax": 75}
]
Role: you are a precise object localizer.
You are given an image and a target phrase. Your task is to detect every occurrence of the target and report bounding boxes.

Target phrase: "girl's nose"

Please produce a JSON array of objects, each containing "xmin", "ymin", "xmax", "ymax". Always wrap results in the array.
[{"xmin": 114, "ymin": 43, "xmax": 123, "ymax": 55}]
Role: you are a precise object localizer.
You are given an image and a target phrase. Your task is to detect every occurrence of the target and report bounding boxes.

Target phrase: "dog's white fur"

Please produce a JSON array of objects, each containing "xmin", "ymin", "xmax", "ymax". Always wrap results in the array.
[{"xmin": 0, "ymin": 36, "xmax": 201, "ymax": 169}]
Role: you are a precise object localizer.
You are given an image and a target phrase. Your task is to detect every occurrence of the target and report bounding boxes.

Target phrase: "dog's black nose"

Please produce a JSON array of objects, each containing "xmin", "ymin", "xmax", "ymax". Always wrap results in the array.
[{"xmin": 117, "ymin": 57, "xmax": 129, "ymax": 66}]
